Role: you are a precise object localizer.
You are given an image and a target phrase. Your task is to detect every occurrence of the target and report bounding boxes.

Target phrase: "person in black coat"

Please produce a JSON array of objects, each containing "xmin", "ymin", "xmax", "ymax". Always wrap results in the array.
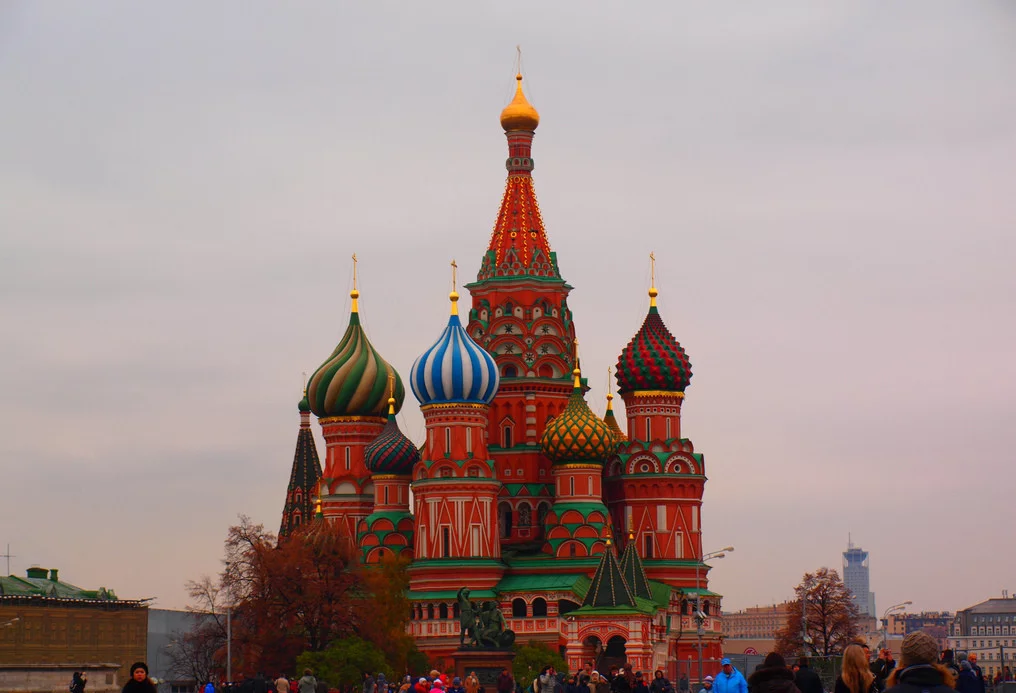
[
  {"xmin": 793, "ymin": 658, "xmax": 822, "ymax": 693},
  {"xmin": 885, "ymin": 633, "xmax": 956, "ymax": 693},
  {"xmin": 748, "ymin": 654, "xmax": 800, "ymax": 693}
]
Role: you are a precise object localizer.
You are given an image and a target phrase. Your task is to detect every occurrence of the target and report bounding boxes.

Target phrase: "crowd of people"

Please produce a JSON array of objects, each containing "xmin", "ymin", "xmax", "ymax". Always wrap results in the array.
[
  {"xmin": 100, "ymin": 636, "xmax": 1015, "ymax": 693},
  {"xmin": 726, "ymin": 632, "xmax": 1008, "ymax": 693}
]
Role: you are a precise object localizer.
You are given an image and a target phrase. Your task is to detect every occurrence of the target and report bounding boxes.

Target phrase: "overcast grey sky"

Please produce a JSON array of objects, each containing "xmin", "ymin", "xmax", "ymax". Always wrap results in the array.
[{"xmin": 2, "ymin": 2, "xmax": 1015, "ymax": 614}]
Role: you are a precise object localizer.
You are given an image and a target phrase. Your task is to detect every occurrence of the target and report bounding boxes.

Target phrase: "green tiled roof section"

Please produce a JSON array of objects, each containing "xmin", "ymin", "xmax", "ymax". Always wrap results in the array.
[
  {"xmin": 0, "ymin": 575, "xmax": 119, "ymax": 601},
  {"xmin": 648, "ymin": 580, "xmax": 671, "ymax": 607},
  {"xmin": 679, "ymin": 587, "xmax": 722, "ymax": 598},
  {"xmin": 408, "ymin": 590, "xmax": 497, "ymax": 601},
  {"xmin": 496, "ymin": 574, "xmax": 591, "ymax": 598}
]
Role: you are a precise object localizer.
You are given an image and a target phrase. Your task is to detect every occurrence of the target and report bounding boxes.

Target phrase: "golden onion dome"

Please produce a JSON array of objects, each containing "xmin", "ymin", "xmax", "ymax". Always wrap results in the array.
[{"xmin": 500, "ymin": 74, "xmax": 540, "ymax": 132}]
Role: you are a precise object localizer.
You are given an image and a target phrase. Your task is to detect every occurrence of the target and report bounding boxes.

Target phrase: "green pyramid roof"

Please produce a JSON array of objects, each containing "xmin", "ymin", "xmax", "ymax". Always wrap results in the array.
[
  {"xmin": 581, "ymin": 543, "xmax": 636, "ymax": 608},
  {"xmin": 619, "ymin": 536, "xmax": 654, "ymax": 601}
]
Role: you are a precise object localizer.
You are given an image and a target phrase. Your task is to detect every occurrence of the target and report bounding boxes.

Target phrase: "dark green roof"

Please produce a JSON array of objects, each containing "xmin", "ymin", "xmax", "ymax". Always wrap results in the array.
[
  {"xmin": 582, "ymin": 546, "xmax": 635, "ymax": 609},
  {"xmin": 0, "ymin": 571, "xmax": 127, "ymax": 602},
  {"xmin": 496, "ymin": 573, "xmax": 591, "ymax": 598}
]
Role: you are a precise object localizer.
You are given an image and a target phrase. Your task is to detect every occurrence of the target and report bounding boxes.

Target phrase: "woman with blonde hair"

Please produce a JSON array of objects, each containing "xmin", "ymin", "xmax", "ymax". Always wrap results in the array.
[{"xmin": 836, "ymin": 644, "xmax": 877, "ymax": 693}]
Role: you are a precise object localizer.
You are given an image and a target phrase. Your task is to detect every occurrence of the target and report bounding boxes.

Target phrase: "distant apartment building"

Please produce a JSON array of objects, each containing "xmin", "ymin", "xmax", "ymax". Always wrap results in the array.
[
  {"xmin": 843, "ymin": 539, "xmax": 876, "ymax": 618},
  {"xmin": 885, "ymin": 611, "xmax": 953, "ymax": 638},
  {"xmin": 949, "ymin": 595, "xmax": 1016, "ymax": 679},
  {"xmin": 723, "ymin": 602, "xmax": 792, "ymax": 639}
]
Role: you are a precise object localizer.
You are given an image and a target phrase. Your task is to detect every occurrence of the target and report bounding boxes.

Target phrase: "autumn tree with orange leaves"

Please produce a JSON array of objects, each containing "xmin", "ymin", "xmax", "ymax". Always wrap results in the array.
[
  {"xmin": 774, "ymin": 567, "xmax": 862, "ymax": 657},
  {"xmin": 181, "ymin": 516, "xmax": 419, "ymax": 679}
]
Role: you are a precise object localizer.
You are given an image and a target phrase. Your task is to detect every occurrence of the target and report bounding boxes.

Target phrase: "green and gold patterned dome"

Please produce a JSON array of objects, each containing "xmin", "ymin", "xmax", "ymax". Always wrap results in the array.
[
  {"xmin": 541, "ymin": 368, "xmax": 616, "ymax": 464},
  {"xmin": 306, "ymin": 288, "xmax": 405, "ymax": 418}
]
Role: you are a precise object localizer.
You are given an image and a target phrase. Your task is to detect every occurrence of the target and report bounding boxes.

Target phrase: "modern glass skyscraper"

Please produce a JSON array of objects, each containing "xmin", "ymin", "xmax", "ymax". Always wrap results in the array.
[{"xmin": 843, "ymin": 538, "xmax": 876, "ymax": 617}]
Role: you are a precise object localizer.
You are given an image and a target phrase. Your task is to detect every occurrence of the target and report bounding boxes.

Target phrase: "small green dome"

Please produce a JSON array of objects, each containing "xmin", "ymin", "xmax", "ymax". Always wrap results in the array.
[{"xmin": 298, "ymin": 395, "xmax": 311, "ymax": 413}]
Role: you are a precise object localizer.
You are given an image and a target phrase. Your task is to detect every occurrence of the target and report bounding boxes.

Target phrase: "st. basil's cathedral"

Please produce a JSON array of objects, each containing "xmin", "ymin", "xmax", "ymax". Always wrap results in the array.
[{"xmin": 278, "ymin": 72, "xmax": 724, "ymax": 674}]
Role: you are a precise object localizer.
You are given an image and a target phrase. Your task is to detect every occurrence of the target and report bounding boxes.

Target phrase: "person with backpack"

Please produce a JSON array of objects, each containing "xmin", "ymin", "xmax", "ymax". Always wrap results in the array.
[
  {"xmin": 71, "ymin": 672, "xmax": 88, "ymax": 693},
  {"xmin": 205, "ymin": 681, "xmax": 216, "ymax": 693}
]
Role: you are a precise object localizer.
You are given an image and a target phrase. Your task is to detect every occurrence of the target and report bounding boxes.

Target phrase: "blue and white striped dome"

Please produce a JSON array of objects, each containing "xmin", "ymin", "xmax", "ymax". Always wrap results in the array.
[{"xmin": 410, "ymin": 294, "xmax": 500, "ymax": 406}]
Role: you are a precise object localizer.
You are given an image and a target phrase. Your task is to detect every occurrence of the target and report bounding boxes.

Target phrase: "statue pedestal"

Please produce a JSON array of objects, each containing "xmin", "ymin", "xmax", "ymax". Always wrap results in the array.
[{"xmin": 451, "ymin": 649, "xmax": 516, "ymax": 687}]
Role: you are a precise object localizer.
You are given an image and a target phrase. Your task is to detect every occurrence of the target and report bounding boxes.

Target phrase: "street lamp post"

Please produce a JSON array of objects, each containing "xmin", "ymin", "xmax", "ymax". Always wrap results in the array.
[
  {"xmin": 696, "ymin": 546, "xmax": 734, "ymax": 689},
  {"xmin": 881, "ymin": 601, "xmax": 912, "ymax": 655}
]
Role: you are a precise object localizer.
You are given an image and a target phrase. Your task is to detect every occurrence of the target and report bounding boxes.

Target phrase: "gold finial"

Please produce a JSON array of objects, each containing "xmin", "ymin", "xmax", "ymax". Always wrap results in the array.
[
  {"xmin": 449, "ymin": 259, "xmax": 460, "ymax": 315},
  {"xmin": 649, "ymin": 251, "xmax": 658, "ymax": 307},
  {"xmin": 572, "ymin": 339, "xmax": 582, "ymax": 389},
  {"xmin": 606, "ymin": 366, "xmax": 614, "ymax": 411},
  {"xmin": 350, "ymin": 253, "xmax": 360, "ymax": 312},
  {"xmin": 387, "ymin": 373, "xmax": 396, "ymax": 415},
  {"xmin": 606, "ymin": 537, "xmax": 613, "ymax": 548},
  {"xmin": 314, "ymin": 497, "xmax": 322, "ymax": 517},
  {"xmin": 499, "ymin": 50, "xmax": 540, "ymax": 132},
  {"xmin": 302, "ymin": 371, "xmax": 307, "ymax": 396},
  {"xmin": 627, "ymin": 516, "xmax": 634, "ymax": 541}
]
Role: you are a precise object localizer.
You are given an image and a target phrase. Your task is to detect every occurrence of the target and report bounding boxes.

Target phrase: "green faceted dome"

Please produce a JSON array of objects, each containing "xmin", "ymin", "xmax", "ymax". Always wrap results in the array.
[
  {"xmin": 540, "ymin": 370, "xmax": 617, "ymax": 464},
  {"xmin": 306, "ymin": 298, "xmax": 405, "ymax": 418}
]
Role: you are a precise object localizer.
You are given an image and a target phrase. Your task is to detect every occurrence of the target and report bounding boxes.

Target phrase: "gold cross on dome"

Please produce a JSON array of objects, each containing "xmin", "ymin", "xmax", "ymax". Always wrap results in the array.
[
  {"xmin": 451, "ymin": 259, "xmax": 458, "ymax": 290},
  {"xmin": 351, "ymin": 252, "xmax": 358, "ymax": 290}
]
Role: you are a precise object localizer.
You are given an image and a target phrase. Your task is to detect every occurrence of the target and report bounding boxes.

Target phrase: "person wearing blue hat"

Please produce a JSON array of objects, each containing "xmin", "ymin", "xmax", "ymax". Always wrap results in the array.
[{"xmin": 712, "ymin": 660, "xmax": 746, "ymax": 693}]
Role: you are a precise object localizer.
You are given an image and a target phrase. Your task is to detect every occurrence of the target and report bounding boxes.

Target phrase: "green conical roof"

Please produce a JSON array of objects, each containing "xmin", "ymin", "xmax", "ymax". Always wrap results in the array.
[
  {"xmin": 619, "ymin": 535, "xmax": 653, "ymax": 600},
  {"xmin": 582, "ymin": 542, "xmax": 636, "ymax": 608}
]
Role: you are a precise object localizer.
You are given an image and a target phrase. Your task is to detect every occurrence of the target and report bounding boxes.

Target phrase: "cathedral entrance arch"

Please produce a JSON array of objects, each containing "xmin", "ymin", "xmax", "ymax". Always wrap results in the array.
[{"xmin": 602, "ymin": 635, "xmax": 627, "ymax": 671}]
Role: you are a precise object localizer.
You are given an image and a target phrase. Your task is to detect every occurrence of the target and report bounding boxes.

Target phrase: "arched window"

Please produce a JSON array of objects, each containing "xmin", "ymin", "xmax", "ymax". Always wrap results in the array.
[
  {"xmin": 503, "ymin": 365, "xmax": 518, "ymax": 378},
  {"xmin": 643, "ymin": 534, "xmax": 654, "ymax": 559},
  {"xmin": 569, "ymin": 477, "xmax": 575, "ymax": 496},
  {"xmin": 512, "ymin": 598, "xmax": 527, "ymax": 618},
  {"xmin": 703, "ymin": 600, "xmax": 711, "ymax": 616},
  {"xmin": 445, "ymin": 427, "xmax": 451, "ymax": 454},
  {"xmin": 569, "ymin": 543, "xmax": 577, "ymax": 557},
  {"xmin": 532, "ymin": 598, "xmax": 548, "ymax": 617},
  {"xmin": 666, "ymin": 417, "xmax": 672, "ymax": 439},
  {"xmin": 466, "ymin": 427, "xmax": 472, "ymax": 455},
  {"xmin": 427, "ymin": 604, "xmax": 435, "ymax": 620},
  {"xmin": 646, "ymin": 417, "xmax": 651, "ymax": 440},
  {"xmin": 503, "ymin": 425, "xmax": 513, "ymax": 449},
  {"xmin": 499, "ymin": 502, "xmax": 513, "ymax": 538},
  {"xmin": 518, "ymin": 502, "xmax": 532, "ymax": 527},
  {"xmin": 345, "ymin": 446, "xmax": 351, "ymax": 470},
  {"xmin": 439, "ymin": 604, "xmax": 449, "ymax": 619}
]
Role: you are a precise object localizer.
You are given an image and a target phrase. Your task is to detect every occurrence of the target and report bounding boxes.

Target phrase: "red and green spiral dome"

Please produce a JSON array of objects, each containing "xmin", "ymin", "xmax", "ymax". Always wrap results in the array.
[{"xmin": 615, "ymin": 304, "xmax": 692, "ymax": 394}]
